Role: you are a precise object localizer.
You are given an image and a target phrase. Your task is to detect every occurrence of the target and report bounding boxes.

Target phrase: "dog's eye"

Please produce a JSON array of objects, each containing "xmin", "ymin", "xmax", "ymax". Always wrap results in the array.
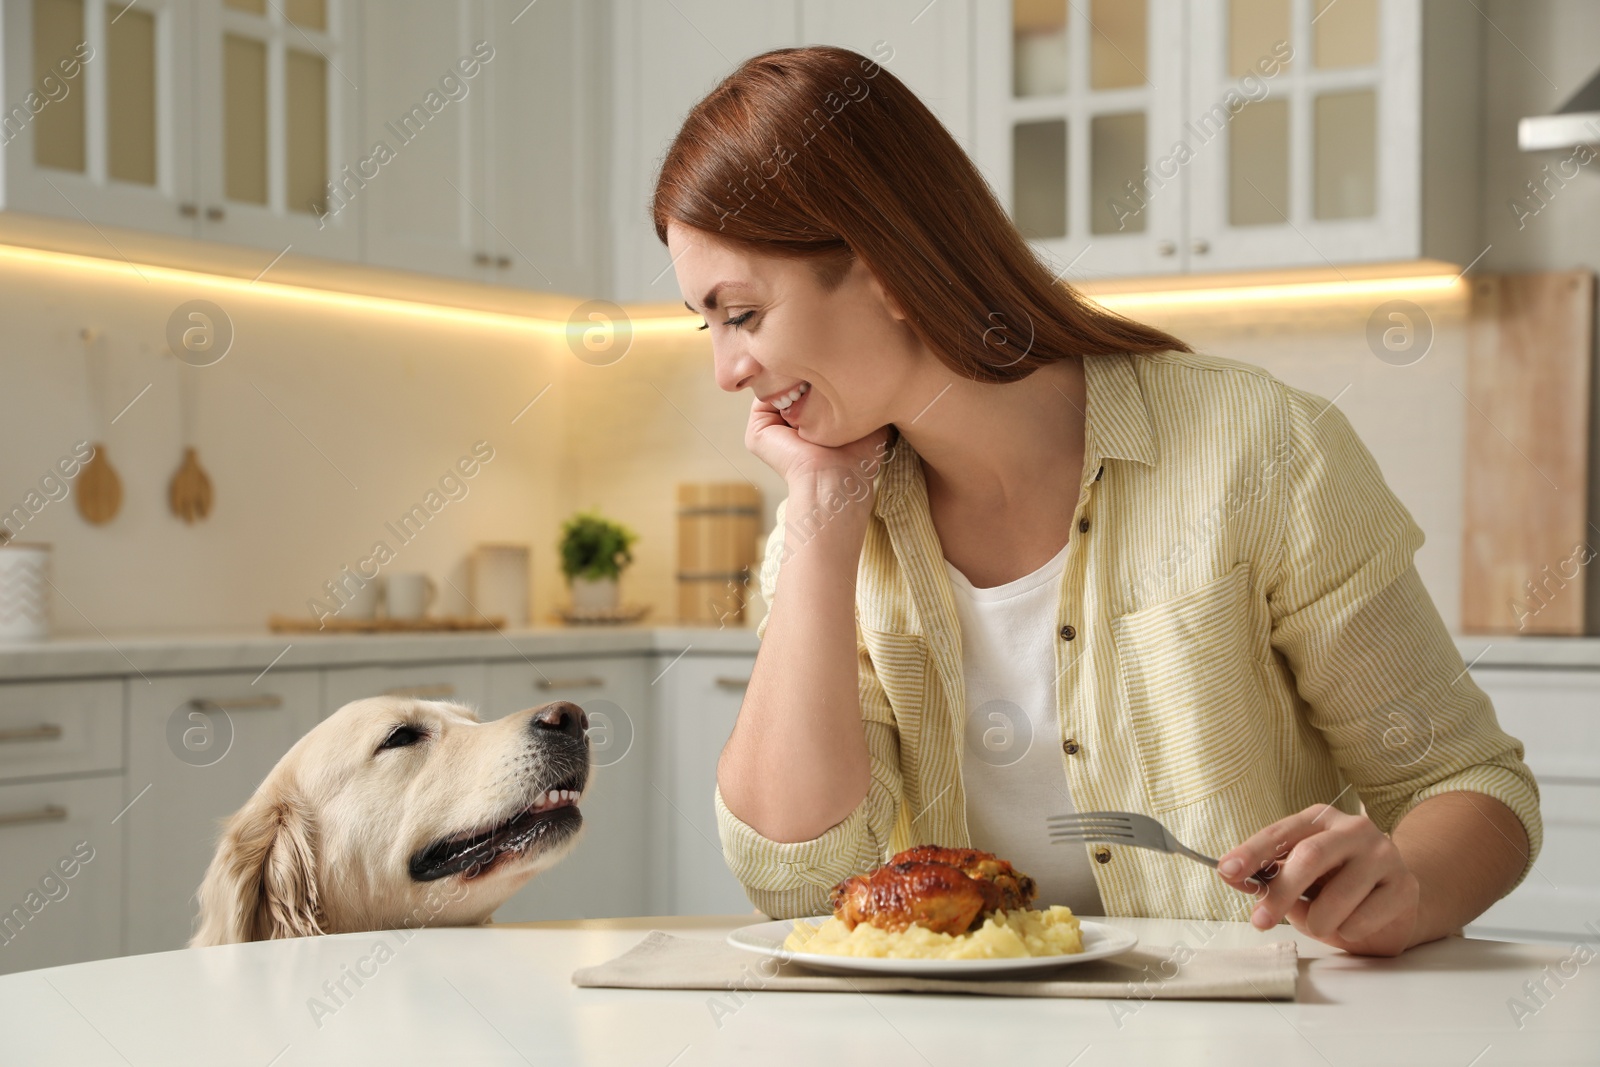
[{"xmin": 376, "ymin": 724, "xmax": 426, "ymax": 752}]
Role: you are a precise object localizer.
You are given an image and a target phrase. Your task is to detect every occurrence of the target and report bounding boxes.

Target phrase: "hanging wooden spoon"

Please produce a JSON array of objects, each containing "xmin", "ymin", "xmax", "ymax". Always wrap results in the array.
[
  {"xmin": 168, "ymin": 362, "xmax": 213, "ymax": 523},
  {"xmin": 76, "ymin": 327, "xmax": 123, "ymax": 526}
]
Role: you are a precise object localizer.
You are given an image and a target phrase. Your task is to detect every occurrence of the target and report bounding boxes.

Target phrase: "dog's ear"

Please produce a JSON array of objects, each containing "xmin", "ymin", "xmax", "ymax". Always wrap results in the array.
[{"xmin": 190, "ymin": 789, "xmax": 324, "ymax": 946}]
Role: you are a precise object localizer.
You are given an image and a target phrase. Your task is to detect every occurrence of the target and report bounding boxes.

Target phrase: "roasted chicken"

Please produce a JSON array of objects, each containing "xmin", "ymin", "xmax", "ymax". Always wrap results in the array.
[
  {"xmin": 891, "ymin": 845, "xmax": 1038, "ymax": 911},
  {"xmin": 829, "ymin": 845, "xmax": 1039, "ymax": 936}
]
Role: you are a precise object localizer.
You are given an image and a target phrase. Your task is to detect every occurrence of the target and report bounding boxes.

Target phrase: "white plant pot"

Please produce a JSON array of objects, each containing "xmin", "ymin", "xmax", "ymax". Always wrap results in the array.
[{"xmin": 570, "ymin": 575, "xmax": 619, "ymax": 613}]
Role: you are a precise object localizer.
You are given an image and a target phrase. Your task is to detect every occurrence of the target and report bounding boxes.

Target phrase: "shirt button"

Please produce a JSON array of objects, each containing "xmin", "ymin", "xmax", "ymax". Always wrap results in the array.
[
  {"xmin": 1078, "ymin": 518, "xmax": 1090, "ymax": 533},
  {"xmin": 1059, "ymin": 624, "xmax": 1076, "ymax": 641},
  {"xmin": 1062, "ymin": 738, "xmax": 1080, "ymax": 755},
  {"xmin": 1094, "ymin": 846, "xmax": 1112, "ymax": 864}
]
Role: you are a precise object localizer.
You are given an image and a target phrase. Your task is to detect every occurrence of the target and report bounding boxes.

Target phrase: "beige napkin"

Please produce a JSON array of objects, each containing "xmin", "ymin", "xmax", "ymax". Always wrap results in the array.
[{"xmin": 572, "ymin": 930, "xmax": 1298, "ymax": 1000}]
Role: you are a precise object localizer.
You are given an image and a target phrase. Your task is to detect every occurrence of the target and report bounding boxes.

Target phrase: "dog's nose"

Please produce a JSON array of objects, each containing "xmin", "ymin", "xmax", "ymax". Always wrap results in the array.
[{"xmin": 531, "ymin": 700, "xmax": 588, "ymax": 741}]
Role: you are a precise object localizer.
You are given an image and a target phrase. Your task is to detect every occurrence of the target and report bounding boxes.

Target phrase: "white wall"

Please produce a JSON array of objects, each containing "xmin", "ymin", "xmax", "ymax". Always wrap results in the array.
[{"xmin": 0, "ymin": 260, "xmax": 569, "ymax": 635}]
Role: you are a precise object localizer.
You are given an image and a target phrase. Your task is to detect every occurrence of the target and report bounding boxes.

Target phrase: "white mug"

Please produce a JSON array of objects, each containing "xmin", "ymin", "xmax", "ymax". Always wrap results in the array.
[
  {"xmin": 340, "ymin": 576, "xmax": 382, "ymax": 620},
  {"xmin": 386, "ymin": 572, "xmax": 437, "ymax": 620}
]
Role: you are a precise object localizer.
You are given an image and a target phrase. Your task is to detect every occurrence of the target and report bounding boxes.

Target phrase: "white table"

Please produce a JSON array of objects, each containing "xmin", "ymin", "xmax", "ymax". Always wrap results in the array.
[{"xmin": 1, "ymin": 914, "xmax": 1595, "ymax": 1065}]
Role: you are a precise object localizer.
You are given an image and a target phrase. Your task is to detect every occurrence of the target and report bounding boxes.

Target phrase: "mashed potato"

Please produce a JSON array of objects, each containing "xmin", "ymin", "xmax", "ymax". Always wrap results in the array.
[{"xmin": 782, "ymin": 905, "xmax": 1083, "ymax": 959}]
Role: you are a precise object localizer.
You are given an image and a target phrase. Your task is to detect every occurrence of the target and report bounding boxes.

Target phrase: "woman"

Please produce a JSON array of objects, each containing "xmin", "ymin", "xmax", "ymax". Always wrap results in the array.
[{"xmin": 651, "ymin": 46, "xmax": 1540, "ymax": 957}]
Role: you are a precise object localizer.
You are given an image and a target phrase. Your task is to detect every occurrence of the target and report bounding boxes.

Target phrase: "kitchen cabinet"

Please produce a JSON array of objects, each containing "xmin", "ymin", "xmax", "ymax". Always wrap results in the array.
[
  {"xmin": 1, "ymin": 0, "xmax": 361, "ymax": 257},
  {"xmin": 0, "ymin": 679, "xmax": 126, "ymax": 975},
  {"xmin": 124, "ymin": 669, "xmax": 321, "ymax": 954},
  {"xmin": 607, "ymin": 0, "xmax": 975, "ymax": 303},
  {"xmin": 1464, "ymin": 667, "xmax": 1600, "ymax": 943},
  {"xmin": 322, "ymin": 660, "xmax": 487, "ymax": 718},
  {"xmin": 478, "ymin": 0, "xmax": 605, "ymax": 295},
  {"xmin": 0, "ymin": 679, "xmax": 122, "ymax": 781},
  {"xmin": 3, "ymin": 0, "xmax": 601, "ymax": 289},
  {"xmin": 483, "ymin": 655, "xmax": 653, "ymax": 922},
  {"xmin": 314, "ymin": 0, "xmax": 604, "ymax": 289},
  {"xmin": 648, "ymin": 651, "xmax": 757, "ymax": 916},
  {"xmin": 191, "ymin": 0, "xmax": 362, "ymax": 259},
  {"xmin": 0, "ymin": 776, "xmax": 124, "ymax": 975},
  {"xmin": 1, "ymin": 0, "xmax": 196, "ymax": 236},
  {"xmin": 973, "ymin": 0, "xmax": 1484, "ymax": 277},
  {"xmin": 354, "ymin": 0, "xmax": 490, "ymax": 281}
]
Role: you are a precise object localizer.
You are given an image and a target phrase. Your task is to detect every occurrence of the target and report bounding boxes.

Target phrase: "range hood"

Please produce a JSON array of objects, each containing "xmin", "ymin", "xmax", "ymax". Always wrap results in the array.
[{"xmin": 1519, "ymin": 66, "xmax": 1600, "ymax": 152}]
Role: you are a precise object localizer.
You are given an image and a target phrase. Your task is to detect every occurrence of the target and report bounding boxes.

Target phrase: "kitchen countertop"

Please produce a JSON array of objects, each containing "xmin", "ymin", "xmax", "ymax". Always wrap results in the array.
[
  {"xmin": 0, "ymin": 624, "xmax": 762, "ymax": 681},
  {"xmin": 1, "ymin": 913, "xmax": 1594, "ymax": 1065},
  {"xmin": 0, "ymin": 625, "xmax": 1595, "ymax": 682}
]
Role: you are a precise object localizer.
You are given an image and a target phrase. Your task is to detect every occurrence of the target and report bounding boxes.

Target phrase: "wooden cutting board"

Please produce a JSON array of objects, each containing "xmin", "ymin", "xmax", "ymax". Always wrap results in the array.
[{"xmin": 1462, "ymin": 269, "xmax": 1596, "ymax": 635}]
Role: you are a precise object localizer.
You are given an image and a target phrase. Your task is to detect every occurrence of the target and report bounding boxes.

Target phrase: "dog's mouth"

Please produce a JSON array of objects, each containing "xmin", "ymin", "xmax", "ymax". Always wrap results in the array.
[{"xmin": 407, "ymin": 773, "xmax": 586, "ymax": 883}]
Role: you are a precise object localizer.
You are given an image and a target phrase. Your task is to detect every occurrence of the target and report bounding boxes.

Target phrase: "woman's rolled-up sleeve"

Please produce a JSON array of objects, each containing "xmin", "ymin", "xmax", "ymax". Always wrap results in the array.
[
  {"xmin": 1266, "ymin": 386, "xmax": 1543, "ymax": 891},
  {"xmin": 714, "ymin": 498, "xmax": 905, "ymax": 918}
]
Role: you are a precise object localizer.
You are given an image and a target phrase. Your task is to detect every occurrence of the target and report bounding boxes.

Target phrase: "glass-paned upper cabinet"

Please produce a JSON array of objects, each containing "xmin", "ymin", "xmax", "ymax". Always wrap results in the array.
[
  {"xmin": 1186, "ymin": 0, "xmax": 1416, "ymax": 270},
  {"xmin": 976, "ymin": 0, "xmax": 1479, "ymax": 279},
  {"xmin": 194, "ymin": 0, "xmax": 359, "ymax": 258},
  {"xmin": 2, "ymin": 0, "xmax": 357, "ymax": 256},
  {"xmin": 2, "ymin": 0, "xmax": 197, "ymax": 236},
  {"xmin": 975, "ymin": 0, "xmax": 1187, "ymax": 278}
]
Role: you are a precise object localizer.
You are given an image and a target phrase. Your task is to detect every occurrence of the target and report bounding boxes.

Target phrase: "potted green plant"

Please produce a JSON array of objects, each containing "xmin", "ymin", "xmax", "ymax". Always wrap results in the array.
[{"xmin": 558, "ymin": 509, "xmax": 638, "ymax": 613}]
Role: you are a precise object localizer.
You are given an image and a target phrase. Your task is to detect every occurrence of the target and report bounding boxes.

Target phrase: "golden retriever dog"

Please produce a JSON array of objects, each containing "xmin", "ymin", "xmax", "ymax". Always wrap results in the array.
[{"xmin": 190, "ymin": 695, "xmax": 590, "ymax": 946}]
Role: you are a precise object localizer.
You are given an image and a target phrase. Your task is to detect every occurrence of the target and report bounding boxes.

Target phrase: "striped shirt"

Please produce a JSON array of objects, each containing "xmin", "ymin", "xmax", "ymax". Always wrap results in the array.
[{"xmin": 714, "ymin": 349, "xmax": 1543, "ymax": 923}]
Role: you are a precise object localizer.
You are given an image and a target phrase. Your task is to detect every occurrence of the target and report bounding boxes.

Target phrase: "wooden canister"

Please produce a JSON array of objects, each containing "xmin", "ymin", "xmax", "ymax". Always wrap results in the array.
[{"xmin": 676, "ymin": 483, "xmax": 762, "ymax": 624}]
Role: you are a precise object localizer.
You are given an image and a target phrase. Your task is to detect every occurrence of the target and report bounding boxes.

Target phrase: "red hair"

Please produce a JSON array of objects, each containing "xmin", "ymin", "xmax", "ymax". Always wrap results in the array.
[{"xmin": 651, "ymin": 45, "xmax": 1191, "ymax": 384}]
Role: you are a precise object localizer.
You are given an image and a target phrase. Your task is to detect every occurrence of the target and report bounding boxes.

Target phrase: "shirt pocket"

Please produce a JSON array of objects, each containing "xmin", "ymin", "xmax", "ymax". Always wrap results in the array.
[
  {"xmin": 1111, "ymin": 561, "xmax": 1272, "ymax": 813},
  {"xmin": 858, "ymin": 627, "xmax": 928, "ymax": 720}
]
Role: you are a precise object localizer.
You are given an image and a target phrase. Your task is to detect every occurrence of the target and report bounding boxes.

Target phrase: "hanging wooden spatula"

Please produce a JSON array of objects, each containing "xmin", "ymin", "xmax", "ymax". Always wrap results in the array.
[
  {"xmin": 168, "ymin": 362, "xmax": 213, "ymax": 523},
  {"xmin": 76, "ymin": 327, "xmax": 122, "ymax": 526}
]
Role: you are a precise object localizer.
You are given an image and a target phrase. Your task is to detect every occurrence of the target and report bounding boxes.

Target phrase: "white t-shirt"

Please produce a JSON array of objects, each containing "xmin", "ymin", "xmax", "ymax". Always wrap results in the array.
[{"xmin": 945, "ymin": 540, "xmax": 1106, "ymax": 916}]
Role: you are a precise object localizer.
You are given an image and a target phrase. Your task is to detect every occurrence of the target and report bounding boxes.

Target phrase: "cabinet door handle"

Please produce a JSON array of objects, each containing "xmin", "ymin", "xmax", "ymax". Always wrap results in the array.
[
  {"xmin": 178, "ymin": 202, "xmax": 199, "ymax": 218},
  {"xmin": 0, "ymin": 724, "xmax": 64, "ymax": 744},
  {"xmin": 205, "ymin": 206, "xmax": 226, "ymax": 221},
  {"xmin": 715, "ymin": 676, "xmax": 751, "ymax": 689},
  {"xmin": 474, "ymin": 252, "xmax": 493, "ymax": 266},
  {"xmin": 189, "ymin": 695, "xmax": 283, "ymax": 712},
  {"xmin": 381, "ymin": 683, "xmax": 456, "ymax": 699},
  {"xmin": 495, "ymin": 255, "xmax": 512, "ymax": 269},
  {"xmin": 1156, "ymin": 239, "xmax": 1176, "ymax": 256},
  {"xmin": 0, "ymin": 804, "xmax": 68, "ymax": 828},
  {"xmin": 1191, "ymin": 238, "xmax": 1210, "ymax": 254},
  {"xmin": 535, "ymin": 677, "xmax": 604, "ymax": 690}
]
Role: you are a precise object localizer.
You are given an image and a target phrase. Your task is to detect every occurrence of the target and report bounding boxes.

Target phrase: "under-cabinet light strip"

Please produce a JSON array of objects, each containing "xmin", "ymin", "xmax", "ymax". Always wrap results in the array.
[{"xmin": 0, "ymin": 241, "xmax": 1465, "ymax": 336}]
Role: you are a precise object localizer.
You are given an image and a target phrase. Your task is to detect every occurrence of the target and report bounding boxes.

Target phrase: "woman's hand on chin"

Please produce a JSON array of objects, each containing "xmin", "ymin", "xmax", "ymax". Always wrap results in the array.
[
  {"xmin": 1216, "ymin": 805, "xmax": 1422, "ymax": 957},
  {"xmin": 745, "ymin": 395, "xmax": 893, "ymax": 488}
]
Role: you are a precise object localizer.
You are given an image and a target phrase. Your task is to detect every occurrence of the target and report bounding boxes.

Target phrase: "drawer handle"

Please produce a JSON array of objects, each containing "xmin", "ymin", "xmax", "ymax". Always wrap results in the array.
[
  {"xmin": 382, "ymin": 684, "xmax": 456, "ymax": 699},
  {"xmin": 715, "ymin": 676, "xmax": 751, "ymax": 689},
  {"xmin": 0, "ymin": 804, "xmax": 68, "ymax": 828},
  {"xmin": 535, "ymin": 677, "xmax": 604, "ymax": 690},
  {"xmin": 0, "ymin": 724, "xmax": 64, "ymax": 744},
  {"xmin": 189, "ymin": 695, "xmax": 283, "ymax": 712}
]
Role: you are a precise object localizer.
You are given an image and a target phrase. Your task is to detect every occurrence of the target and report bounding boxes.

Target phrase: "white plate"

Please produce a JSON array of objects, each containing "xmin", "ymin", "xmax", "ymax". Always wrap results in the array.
[{"xmin": 726, "ymin": 915, "xmax": 1139, "ymax": 978}]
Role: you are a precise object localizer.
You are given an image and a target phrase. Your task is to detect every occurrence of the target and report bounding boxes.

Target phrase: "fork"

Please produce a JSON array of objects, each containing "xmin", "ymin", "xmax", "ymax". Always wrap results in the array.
[{"xmin": 1047, "ymin": 810, "xmax": 1322, "ymax": 902}]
